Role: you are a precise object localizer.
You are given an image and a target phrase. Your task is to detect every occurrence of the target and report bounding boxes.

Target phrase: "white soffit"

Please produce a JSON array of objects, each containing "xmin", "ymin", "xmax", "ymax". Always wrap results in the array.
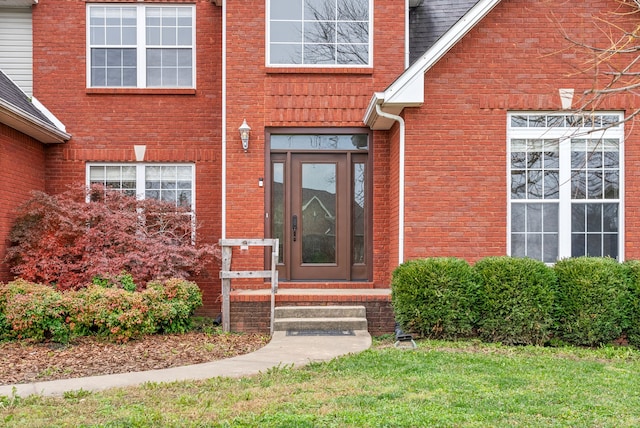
[
  {"xmin": 0, "ymin": 0, "xmax": 37, "ymax": 7},
  {"xmin": 364, "ymin": 0, "xmax": 503, "ymax": 130}
]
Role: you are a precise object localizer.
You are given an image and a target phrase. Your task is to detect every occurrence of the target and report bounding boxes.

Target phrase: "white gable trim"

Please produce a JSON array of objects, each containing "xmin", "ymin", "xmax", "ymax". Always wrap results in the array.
[{"xmin": 364, "ymin": 0, "xmax": 502, "ymax": 130}]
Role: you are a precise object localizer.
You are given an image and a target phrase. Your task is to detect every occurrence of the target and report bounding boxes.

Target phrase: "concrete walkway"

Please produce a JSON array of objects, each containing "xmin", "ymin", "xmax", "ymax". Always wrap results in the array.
[{"xmin": 0, "ymin": 330, "xmax": 372, "ymax": 397}]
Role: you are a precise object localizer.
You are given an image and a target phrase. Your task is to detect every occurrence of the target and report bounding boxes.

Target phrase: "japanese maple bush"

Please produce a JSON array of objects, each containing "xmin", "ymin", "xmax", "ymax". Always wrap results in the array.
[{"xmin": 5, "ymin": 185, "xmax": 217, "ymax": 290}]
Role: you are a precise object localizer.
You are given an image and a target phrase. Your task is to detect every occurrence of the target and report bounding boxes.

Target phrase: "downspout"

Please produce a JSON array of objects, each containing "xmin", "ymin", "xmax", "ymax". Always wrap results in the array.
[
  {"xmin": 375, "ymin": 104, "xmax": 406, "ymax": 265},
  {"xmin": 221, "ymin": 0, "xmax": 227, "ymax": 239}
]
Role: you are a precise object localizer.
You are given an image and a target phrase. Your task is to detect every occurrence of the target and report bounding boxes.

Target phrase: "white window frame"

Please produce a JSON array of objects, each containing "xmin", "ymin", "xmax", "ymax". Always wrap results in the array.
[
  {"xmin": 86, "ymin": 163, "xmax": 196, "ymax": 212},
  {"xmin": 266, "ymin": 0, "xmax": 373, "ymax": 67},
  {"xmin": 86, "ymin": 4, "xmax": 196, "ymax": 88},
  {"xmin": 507, "ymin": 112, "xmax": 625, "ymax": 262}
]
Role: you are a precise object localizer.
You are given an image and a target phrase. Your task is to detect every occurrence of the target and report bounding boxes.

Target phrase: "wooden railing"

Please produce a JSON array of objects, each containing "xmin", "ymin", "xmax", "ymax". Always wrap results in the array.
[{"xmin": 218, "ymin": 239, "xmax": 279, "ymax": 334}]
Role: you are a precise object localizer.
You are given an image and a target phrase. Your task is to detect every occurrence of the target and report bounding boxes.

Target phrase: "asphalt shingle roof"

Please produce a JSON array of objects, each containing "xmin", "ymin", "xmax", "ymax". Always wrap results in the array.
[
  {"xmin": 0, "ymin": 69, "xmax": 55, "ymax": 126},
  {"xmin": 409, "ymin": 0, "xmax": 481, "ymax": 65}
]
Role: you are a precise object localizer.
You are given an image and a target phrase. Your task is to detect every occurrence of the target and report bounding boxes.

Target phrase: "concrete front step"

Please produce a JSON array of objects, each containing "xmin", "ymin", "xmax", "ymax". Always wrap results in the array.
[
  {"xmin": 273, "ymin": 317, "xmax": 368, "ymax": 332},
  {"xmin": 275, "ymin": 305, "xmax": 366, "ymax": 319},
  {"xmin": 273, "ymin": 305, "xmax": 368, "ymax": 332}
]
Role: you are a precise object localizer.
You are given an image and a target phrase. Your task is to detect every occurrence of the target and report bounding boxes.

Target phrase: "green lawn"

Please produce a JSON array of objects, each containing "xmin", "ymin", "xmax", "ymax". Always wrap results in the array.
[{"xmin": 2, "ymin": 339, "xmax": 640, "ymax": 427}]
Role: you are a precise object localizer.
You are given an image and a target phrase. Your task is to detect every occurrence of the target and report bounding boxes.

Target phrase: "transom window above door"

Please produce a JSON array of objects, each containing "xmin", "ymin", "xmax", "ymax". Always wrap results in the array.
[
  {"xmin": 87, "ymin": 4, "xmax": 195, "ymax": 88},
  {"xmin": 507, "ymin": 112, "xmax": 624, "ymax": 263},
  {"xmin": 267, "ymin": 0, "xmax": 372, "ymax": 66}
]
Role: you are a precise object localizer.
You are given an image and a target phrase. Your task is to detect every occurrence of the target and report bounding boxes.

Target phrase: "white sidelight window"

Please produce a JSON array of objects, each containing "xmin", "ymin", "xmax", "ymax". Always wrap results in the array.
[
  {"xmin": 87, "ymin": 4, "xmax": 195, "ymax": 88},
  {"xmin": 267, "ymin": 0, "xmax": 372, "ymax": 66},
  {"xmin": 508, "ymin": 113, "xmax": 624, "ymax": 262},
  {"xmin": 87, "ymin": 164, "xmax": 195, "ymax": 211}
]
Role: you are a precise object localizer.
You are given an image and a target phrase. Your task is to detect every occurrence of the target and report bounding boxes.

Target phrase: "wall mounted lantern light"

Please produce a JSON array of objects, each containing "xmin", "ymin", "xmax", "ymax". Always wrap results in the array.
[{"xmin": 239, "ymin": 119, "xmax": 251, "ymax": 152}]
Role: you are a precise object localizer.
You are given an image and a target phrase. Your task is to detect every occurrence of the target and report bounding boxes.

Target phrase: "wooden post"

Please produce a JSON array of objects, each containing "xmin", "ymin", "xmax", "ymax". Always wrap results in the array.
[
  {"xmin": 218, "ymin": 239, "xmax": 279, "ymax": 334},
  {"xmin": 221, "ymin": 245, "xmax": 232, "ymax": 333}
]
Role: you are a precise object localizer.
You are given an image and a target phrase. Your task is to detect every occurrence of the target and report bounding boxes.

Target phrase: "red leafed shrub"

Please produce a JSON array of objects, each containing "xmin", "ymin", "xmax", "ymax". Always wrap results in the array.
[{"xmin": 5, "ymin": 185, "xmax": 218, "ymax": 290}]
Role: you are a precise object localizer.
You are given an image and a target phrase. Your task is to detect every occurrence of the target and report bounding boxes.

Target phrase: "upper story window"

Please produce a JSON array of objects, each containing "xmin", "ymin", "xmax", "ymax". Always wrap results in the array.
[
  {"xmin": 508, "ymin": 112, "xmax": 624, "ymax": 263},
  {"xmin": 267, "ymin": 0, "xmax": 372, "ymax": 66},
  {"xmin": 87, "ymin": 4, "xmax": 195, "ymax": 88}
]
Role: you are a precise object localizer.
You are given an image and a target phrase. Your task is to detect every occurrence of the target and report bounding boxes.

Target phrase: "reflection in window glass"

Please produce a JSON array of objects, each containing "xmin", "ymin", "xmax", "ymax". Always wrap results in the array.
[
  {"xmin": 88, "ymin": 4, "xmax": 194, "ymax": 88},
  {"xmin": 269, "ymin": 0, "xmax": 371, "ymax": 66},
  {"xmin": 509, "ymin": 113, "xmax": 622, "ymax": 261},
  {"xmin": 301, "ymin": 163, "xmax": 336, "ymax": 264},
  {"xmin": 271, "ymin": 134, "xmax": 368, "ymax": 150},
  {"xmin": 88, "ymin": 164, "xmax": 194, "ymax": 210},
  {"xmin": 272, "ymin": 162, "xmax": 285, "ymax": 263},
  {"xmin": 353, "ymin": 163, "xmax": 365, "ymax": 264}
]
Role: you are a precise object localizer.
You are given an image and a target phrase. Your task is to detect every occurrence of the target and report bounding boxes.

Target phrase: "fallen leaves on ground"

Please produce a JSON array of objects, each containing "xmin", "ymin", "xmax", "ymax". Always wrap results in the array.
[{"xmin": 0, "ymin": 332, "xmax": 269, "ymax": 385}]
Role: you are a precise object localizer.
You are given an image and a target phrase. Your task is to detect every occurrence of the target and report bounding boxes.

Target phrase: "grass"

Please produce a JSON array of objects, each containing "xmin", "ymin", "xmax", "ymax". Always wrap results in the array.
[{"xmin": 2, "ymin": 339, "xmax": 640, "ymax": 427}]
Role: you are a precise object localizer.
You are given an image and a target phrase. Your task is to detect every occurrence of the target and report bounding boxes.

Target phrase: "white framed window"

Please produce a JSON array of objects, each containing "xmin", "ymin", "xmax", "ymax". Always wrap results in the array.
[
  {"xmin": 87, "ymin": 163, "xmax": 195, "ymax": 211},
  {"xmin": 267, "ymin": 0, "xmax": 372, "ymax": 66},
  {"xmin": 507, "ymin": 112, "xmax": 624, "ymax": 262},
  {"xmin": 87, "ymin": 4, "xmax": 195, "ymax": 88}
]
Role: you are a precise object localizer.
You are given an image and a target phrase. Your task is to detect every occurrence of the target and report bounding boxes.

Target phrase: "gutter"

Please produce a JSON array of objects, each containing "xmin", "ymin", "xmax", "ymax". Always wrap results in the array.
[
  {"xmin": 0, "ymin": 98, "xmax": 70, "ymax": 143},
  {"xmin": 375, "ymin": 103, "xmax": 405, "ymax": 265}
]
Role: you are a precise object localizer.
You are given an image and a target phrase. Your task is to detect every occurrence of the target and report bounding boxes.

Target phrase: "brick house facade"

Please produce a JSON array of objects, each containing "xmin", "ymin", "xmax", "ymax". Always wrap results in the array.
[{"xmin": 1, "ymin": 0, "xmax": 639, "ymax": 334}]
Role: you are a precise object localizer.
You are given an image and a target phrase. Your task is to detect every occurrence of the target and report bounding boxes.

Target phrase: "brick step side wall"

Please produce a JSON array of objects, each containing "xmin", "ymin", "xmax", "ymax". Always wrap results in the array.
[{"xmin": 230, "ymin": 298, "xmax": 395, "ymax": 336}]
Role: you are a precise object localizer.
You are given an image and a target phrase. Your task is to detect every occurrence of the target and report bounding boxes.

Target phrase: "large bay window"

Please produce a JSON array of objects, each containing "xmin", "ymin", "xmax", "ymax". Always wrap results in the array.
[
  {"xmin": 508, "ymin": 113, "xmax": 623, "ymax": 262},
  {"xmin": 87, "ymin": 4, "xmax": 195, "ymax": 88},
  {"xmin": 87, "ymin": 164, "xmax": 195, "ymax": 211},
  {"xmin": 267, "ymin": 0, "xmax": 372, "ymax": 66}
]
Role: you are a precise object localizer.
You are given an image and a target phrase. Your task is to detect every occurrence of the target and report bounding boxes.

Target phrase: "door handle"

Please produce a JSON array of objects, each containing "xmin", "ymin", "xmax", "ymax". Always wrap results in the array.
[{"xmin": 292, "ymin": 215, "xmax": 298, "ymax": 242}]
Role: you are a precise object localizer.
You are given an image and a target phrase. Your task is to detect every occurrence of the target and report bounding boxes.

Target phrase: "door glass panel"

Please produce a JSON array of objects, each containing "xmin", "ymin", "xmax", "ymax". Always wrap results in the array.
[
  {"xmin": 353, "ymin": 162, "xmax": 365, "ymax": 264},
  {"xmin": 272, "ymin": 162, "xmax": 285, "ymax": 263},
  {"xmin": 301, "ymin": 163, "xmax": 336, "ymax": 263}
]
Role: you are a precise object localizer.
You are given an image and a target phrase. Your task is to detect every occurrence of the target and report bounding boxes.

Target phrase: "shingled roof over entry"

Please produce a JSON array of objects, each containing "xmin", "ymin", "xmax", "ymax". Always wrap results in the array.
[
  {"xmin": 409, "ymin": 0, "xmax": 482, "ymax": 65},
  {"xmin": 0, "ymin": 69, "xmax": 70, "ymax": 143}
]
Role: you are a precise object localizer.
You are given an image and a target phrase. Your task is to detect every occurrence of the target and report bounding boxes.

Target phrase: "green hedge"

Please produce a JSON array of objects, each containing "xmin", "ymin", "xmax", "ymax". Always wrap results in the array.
[
  {"xmin": 392, "ymin": 256, "xmax": 637, "ymax": 348},
  {"xmin": 626, "ymin": 260, "xmax": 640, "ymax": 348},
  {"xmin": 0, "ymin": 278, "xmax": 203, "ymax": 343},
  {"xmin": 392, "ymin": 257, "xmax": 480, "ymax": 339},
  {"xmin": 553, "ymin": 257, "xmax": 630, "ymax": 347},
  {"xmin": 475, "ymin": 257, "xmax": 557, "ymax": 346}
]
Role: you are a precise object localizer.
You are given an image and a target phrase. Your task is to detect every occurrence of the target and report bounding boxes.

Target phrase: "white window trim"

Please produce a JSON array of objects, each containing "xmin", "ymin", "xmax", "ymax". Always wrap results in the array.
[
  {"xmin": 265, "ymin": 0, "xmax": 374, "ymax": 68},
  {"xmin": 506, "ymin": 111, "xmax": 625, "ymax": 262},
  {"xmin": 86, "ymin": 4, "xmax": 196, "ymax": 88}
]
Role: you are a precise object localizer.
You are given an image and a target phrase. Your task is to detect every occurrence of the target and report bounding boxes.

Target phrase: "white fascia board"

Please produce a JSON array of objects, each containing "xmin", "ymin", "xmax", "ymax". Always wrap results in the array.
[
  {"xmin": 363, "ymin": 92, "xmax": 407, "ymax": 130},
  {"xmin": 364, "ymin": 0, "xmax": 502, "ymax": 130},
  {"xmin": 0, "ymin": 98, "xmax": 70, "ymax": 143}
]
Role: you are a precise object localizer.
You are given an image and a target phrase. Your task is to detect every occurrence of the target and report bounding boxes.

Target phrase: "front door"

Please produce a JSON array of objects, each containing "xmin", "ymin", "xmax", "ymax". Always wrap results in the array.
[
  {"xmin": 291, "ymin": 154, "xmax": 347, "ymax": 279},
  {"xmin": 268, "ymin": 132, "xmax": 370, "ymax": 281}
]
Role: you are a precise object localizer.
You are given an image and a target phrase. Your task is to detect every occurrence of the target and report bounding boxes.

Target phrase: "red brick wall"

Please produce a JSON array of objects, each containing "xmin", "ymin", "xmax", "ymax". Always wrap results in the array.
[
  {"xmin": 0, "ymin": 124, "xmax": 47, "ymax": 282},
  {"xmin": 32, "ymin": 0, "xmax": 223, "ymax": 313},
  {"xmin": 399, "ymin": 0, "xmax": 640, "ymax": 263},
  {"xmin": 224, "ymin": 0, "xmax": 406, "ymax": 285},
  {"xmin": 230, "ymin": 300, "xmax": 395, "ymax": 336}
]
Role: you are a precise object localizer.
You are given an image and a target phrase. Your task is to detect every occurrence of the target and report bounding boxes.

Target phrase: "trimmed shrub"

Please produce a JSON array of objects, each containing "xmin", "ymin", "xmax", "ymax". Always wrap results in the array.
[
  {"xmin": 622, "ymin": 260, "xmax": 640, "ymax": 348},
  {"xmin": 392, "ymin": 257, "xmax": 480, "ymax": 339},
  {"xmin": 0, "ymin": 280, "xmax": 75, "ymax": 342},
  {"xmin": 554, "ymin": 257, "xmax": 630, "ymax": 347},
  {"xmin": 145, "ymin": 278, "xmax": 203, "ymax": 334},
  {"xmin": 475, "ymin": 257, "xmax": 556, "ymax": 346},
  {"xmin": 0, "ymin": 278, "xmax": 203, "ymax": 343},
  {"xmin": 73, "ymin": 285, "xmax": 156, "ymax": 342}
]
